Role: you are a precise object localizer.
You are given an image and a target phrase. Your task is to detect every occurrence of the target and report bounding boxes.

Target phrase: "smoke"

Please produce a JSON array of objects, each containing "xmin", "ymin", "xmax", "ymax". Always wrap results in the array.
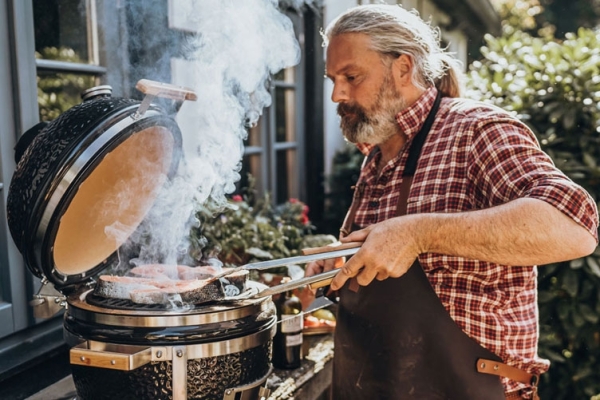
[{"xmin": 122, "ymin": 0, "xmax": 301, "ymax": 266}]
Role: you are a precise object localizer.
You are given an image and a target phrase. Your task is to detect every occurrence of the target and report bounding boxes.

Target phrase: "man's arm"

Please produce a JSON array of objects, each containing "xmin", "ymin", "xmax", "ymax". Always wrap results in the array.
[{"xmin": 331, "ymin": 197, "xmax": 597, "ymax": 290}]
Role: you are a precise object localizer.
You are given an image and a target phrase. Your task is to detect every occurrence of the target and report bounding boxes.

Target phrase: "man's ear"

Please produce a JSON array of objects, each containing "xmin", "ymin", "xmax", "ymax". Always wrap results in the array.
[{"xmin": 392, "ymin": 54, "xmax": 413, "ymax": 86}]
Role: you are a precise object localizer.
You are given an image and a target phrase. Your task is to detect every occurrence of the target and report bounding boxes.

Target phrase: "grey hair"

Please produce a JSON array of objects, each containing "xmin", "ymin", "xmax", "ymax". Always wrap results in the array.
[{"xmin": 324, "ymin": 4, "xmax": 464, "ymax": 97}]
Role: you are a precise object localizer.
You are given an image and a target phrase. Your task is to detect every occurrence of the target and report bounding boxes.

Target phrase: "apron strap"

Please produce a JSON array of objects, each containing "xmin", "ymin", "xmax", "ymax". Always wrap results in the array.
[
  {"xmin": 396, "ymin": 90, "xmax": 441, "ymax": 216},
  {"xmin": 478, "ymin": 358, "xmax": 540, "ymax": 399},
  {"xmin": 403, "ymin": 90, "xmax": 441, "ymax": 177}
]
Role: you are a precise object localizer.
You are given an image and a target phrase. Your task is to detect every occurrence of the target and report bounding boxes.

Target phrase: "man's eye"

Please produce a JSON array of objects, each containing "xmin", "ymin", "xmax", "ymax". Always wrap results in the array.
[{"xmin": 347, "ymin": 76, "xmax": 356, "ymax": 82}]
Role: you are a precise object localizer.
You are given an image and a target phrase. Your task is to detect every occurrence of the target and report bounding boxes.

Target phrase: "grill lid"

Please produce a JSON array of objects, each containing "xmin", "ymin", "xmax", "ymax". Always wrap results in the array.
[{"xmin": 7, "ymin": 80, "xmax": 197, "ymax": 289}]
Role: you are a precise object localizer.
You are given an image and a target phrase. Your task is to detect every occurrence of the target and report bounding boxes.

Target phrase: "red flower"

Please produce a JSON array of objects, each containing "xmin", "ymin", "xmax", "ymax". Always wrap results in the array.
[
  {"xmin": 289, "ymin": 198, "xmax": 299, "ymax": 203},
  {"xmin": 232, "ymin": 195, "xmax": 243, "ymax": 202},
  {"xmin": 300, "ymin": 214, "xmax": 309, "ymax": 225}
]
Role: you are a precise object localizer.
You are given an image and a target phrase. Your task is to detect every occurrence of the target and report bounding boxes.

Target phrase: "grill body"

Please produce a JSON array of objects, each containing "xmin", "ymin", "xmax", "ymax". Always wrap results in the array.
[{"xmin": 64, "ymin": 288, "xmax": 276, "ymax": 400}]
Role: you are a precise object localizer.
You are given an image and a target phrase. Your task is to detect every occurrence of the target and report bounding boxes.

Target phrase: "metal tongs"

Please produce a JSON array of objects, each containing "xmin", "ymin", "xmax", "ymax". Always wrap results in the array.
[{"xmin": 212, "ymin": 241, "xmax": 362, "ymax": 298}]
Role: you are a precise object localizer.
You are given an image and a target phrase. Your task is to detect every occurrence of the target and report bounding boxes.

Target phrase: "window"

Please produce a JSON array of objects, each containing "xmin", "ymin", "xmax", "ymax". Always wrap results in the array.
[
  {"xmin": 0, "ymin": 0, "xmax": 107, "ymax": 344},
  {"xmin": 33, "ymin": 0, "xmax": 105, "ymax": 122},
  {"xmin": 239, "ymin": 11, "xmax": 306, "ymax": 204}
]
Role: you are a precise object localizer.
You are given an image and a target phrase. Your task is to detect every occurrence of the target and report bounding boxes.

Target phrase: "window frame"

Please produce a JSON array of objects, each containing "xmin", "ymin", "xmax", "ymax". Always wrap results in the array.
[
  {"xmin": 0, "ymin": 0, "xmax": 40, "ymax": 340},
  {"xmin": 241, "ymin": 10, "xmax": 306, "ymax": 204}
]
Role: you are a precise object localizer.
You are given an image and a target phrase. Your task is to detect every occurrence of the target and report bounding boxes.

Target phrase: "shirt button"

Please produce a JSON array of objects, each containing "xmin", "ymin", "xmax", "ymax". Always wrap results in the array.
[{"xmin": 369, "ymin": 200, "xmax": 379, "ymax": 208}]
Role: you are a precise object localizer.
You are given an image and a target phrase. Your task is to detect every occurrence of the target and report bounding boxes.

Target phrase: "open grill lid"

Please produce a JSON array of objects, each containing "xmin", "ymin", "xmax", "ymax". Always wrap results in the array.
[{"xmin": 7, "ymin": 80, "xmax": 197, "ymax": 289}]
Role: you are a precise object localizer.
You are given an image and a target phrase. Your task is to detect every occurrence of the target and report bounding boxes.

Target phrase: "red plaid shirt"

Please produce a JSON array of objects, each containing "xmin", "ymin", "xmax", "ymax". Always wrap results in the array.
[{"xmin": 350, "ymin": 87, "xmax": 599, "ymax": 394}]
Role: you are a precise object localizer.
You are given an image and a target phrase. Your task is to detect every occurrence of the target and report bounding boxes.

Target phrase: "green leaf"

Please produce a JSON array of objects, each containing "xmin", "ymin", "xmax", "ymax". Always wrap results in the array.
[
  {"xmin": 542, "ymin": 348, "xmax": 566, "ymax": 363},
  {"xmin": 570, "ymin": 258, "xmax": 585, "ymax": 269},
  {"xmin": 572, "ymin": 367, "xmax": 593, "ymax": 381},
  {"xmin": 572, "ymin": 309, "xmax": 586, "ymax": 327},
  {"xmin": 562, "ymin": 268, "xmax": 579, "ymax": 297},
  {"xmin": 557, "ymin": 301, "xmax": 570, "ymax": 321},
  {"xmin": 583, "ymin": 152, "xmax": 597, "ymax": 168},
  {"xmin": 538, "ymin": 290, "xmax": 556, "ymax": 303},
  {"xmin": 586, "ymin": 256, "xmax": 600, "ymax": 278},
  {"xmin": 246, "ymin": 247, "xmax": 273, "ymax": 260},
  {"xmin": 578, "ymin": 303, "xmax": 599, "ymax": 323}
]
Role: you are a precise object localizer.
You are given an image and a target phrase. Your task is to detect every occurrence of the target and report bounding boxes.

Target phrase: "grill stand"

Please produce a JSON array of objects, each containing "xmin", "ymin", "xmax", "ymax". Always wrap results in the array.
[
  {"xmin": 69, "ymin": 322, "xmax": 276, "ymax": 399},
  {"xmin": 172, "ymin": 346, "xmax": 187, "ymax": 400}
]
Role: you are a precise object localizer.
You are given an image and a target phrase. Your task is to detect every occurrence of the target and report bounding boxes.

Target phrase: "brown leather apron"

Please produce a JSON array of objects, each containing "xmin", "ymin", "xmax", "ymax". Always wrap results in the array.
[{"xmin": 333, "ymin": 93, "xmax": 507, "ymax": 399}]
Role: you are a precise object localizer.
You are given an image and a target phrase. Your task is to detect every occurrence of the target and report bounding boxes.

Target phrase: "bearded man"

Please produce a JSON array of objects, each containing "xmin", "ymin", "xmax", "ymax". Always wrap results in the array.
[{"xmin": 306, "ymin": 4, "xmax": 598, "ymax": 399}]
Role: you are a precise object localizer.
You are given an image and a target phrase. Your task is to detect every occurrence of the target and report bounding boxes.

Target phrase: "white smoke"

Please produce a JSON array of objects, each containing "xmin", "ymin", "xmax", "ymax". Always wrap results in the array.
[{"xmin": 128, "ymin": 0, "xmax": 301, "ymax": 266}]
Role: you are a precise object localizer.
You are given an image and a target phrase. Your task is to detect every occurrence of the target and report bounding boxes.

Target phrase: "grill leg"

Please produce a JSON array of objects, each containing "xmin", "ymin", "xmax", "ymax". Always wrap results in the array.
[{"xmin": 172, "ymin": 346, "xmax": 188, "ymax": 400}]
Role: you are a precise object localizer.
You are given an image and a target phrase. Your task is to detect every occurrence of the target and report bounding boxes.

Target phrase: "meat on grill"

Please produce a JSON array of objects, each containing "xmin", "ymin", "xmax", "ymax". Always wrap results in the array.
[
  {"xmin": 129, "ymin": 264, "xmax": 215, "ymax": 280},
  {"xmin": 94, "ymin": 274, "xmax": 224, "ymax": 304},
  {"xmin": 93, "ymin": 275, "xmax": 158, "ymax": 300},
  {"xmin": 130, "ymin": 264, "xmax": 249, "ymax": 295},
  {"xmin": 94, "ymin": 264, "xmax": 249, "ymax": 305},
  {"xmin": 129, "ymin": 278, "xmax": 224, "ymax": 304}
]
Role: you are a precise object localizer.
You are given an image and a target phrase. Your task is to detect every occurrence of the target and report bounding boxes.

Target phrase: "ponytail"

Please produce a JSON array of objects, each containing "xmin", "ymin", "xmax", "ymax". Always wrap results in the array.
[{"xmin": 435, "ymin": 58, "xmax": 464, "ymax": 98}]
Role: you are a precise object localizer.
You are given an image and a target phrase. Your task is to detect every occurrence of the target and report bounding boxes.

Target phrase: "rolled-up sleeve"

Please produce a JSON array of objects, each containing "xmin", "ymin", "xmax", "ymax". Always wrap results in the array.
[{"xmin": 469, "ymin": 117, "xmax": 599, "ymax": 243}]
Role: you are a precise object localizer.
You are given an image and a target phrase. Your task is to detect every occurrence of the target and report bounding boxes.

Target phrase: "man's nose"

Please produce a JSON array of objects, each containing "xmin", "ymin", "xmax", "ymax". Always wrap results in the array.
[{"xmin": 331, "ymin": 82, "xmax": 349, "ymax": 103}]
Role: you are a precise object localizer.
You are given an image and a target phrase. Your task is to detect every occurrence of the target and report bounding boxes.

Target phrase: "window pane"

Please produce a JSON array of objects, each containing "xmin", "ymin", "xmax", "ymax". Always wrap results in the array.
[
  {"xmin": 275, "ymin": 87, "xmax": 296, "ymax": 143},
  {"xmin": 33, "ymin": 0, "xmax": 93, "ymax": 64},
  {"xmin": 245, "ymin": 119, "xmax": 262, "ymax": 147},
  {"xmin": 238, "ymin": 154, "xmax": 264, "ymax": 195},
  {"xmin": 37, "ymin": 72, "xmax": 98, "ymax": 121},
  {"xmin": 275, "ymin": 149, "xmax": 297, "ymax": 203}
]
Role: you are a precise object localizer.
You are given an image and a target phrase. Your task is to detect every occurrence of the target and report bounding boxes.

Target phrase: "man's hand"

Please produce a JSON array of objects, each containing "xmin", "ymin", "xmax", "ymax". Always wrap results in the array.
[{"xmin": 330, "ymin": 216, "xmax": 422, "ymax": 290}]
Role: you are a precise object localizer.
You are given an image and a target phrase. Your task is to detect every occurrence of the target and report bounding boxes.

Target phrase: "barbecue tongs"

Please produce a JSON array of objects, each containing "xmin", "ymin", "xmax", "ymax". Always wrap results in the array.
[{"xmin": 212, "ymin": 241, "xmax": 362, "ymax": 298}]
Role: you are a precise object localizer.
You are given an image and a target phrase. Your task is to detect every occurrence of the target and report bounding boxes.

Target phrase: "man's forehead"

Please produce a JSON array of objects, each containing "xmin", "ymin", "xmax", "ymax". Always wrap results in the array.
[
  {"xmin": 325, "ymin": 34, "xmax": 378, "ymax": 73},
  {"xmin": 326, "ymin": 32, "xmax": 372, "ymax": 53}
]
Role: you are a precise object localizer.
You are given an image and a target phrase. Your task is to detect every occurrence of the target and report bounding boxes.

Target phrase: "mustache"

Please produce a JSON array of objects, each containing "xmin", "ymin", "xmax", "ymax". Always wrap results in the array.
[{"xmin": 337, "ymin": 103, "xmax": 367, "ymax": 120}]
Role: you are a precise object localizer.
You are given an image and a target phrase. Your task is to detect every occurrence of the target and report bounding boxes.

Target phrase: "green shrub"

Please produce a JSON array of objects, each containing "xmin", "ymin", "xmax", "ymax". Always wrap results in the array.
[
  {"xmin": 467, "ymin": 28, "xmax": 600, "ymax": 399},
  {"xmin": 36, "ymin": 47, "xmax": 97, "ymax": 122},
  {"xmin": 189, "ymin": 189, "xmax": 336, "ymax": 276},
  {"xmin": 322, "ymin": 144, "xmax": 363, "ymax": 235}
]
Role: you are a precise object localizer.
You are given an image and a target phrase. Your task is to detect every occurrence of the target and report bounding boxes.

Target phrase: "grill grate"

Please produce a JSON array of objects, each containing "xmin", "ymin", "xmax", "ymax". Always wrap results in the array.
[{"xmin": 85, "ymin": 292, "xmax": 211, "ymax": 311}]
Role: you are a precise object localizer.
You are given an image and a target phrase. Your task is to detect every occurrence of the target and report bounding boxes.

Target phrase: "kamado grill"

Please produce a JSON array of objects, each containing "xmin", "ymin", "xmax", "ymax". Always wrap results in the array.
[
  {"xmin": 64, "ymin": 282, "xmax": 277, "ymax": 400},
  {"xmin": 6, "ymin": 80, "xmax": 355, "ymax": 400}
]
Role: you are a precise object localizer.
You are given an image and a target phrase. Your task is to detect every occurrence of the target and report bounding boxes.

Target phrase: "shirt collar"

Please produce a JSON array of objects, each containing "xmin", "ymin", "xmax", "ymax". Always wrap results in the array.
[
  {"xmin": 395, "ymin": 86, "xmax": 438, "ymax": 141},
  {"xmin": 355, "ymin": 86, "xmax": 439, "ymax": 156}
]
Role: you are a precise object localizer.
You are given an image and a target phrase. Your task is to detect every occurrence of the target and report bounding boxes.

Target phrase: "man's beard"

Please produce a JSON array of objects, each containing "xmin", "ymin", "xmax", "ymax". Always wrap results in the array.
[{"xmin": 337, "ymin": 75, "xmax": 407, "ymax": 145}]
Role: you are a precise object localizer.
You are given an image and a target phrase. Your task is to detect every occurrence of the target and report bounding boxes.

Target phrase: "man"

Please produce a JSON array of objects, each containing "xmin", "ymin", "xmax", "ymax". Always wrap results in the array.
[{"xmin": 306, "ymin": 4, "xmax": 599, "ymax": 399}]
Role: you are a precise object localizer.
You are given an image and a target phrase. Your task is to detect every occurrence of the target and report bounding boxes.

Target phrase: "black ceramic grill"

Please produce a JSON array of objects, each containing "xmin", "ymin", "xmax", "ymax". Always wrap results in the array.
[{"xmin": 6, "ymin": 81, "xmax": 277, "ymax": 400}]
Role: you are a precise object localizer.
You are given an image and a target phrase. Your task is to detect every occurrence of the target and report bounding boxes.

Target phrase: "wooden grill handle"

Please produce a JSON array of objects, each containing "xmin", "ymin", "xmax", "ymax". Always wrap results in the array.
[
  {"xmin": 301, "ymin": 241, "xmax": 362, "ymax": 256},
  {"xmin": 309, "ymin": 278, "xmax": 335, "ymax": 290},
  {"xmin": 136, "ymin": 79, "xmax": 198, "ymax": 101}
]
